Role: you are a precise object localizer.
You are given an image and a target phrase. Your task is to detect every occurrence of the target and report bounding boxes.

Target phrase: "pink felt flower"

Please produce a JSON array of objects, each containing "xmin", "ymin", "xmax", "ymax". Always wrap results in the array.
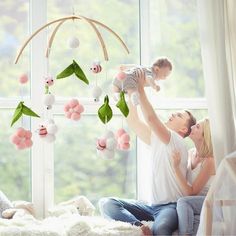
[
  {"xmin": 116, "ymin": 128, "xmax": 130, "ymax": 150},
  {"xmin": 10, "ymin": 128, "xmax": 33, "ymax": 150},
  {"xmin": 64, "ymin": 99, "xmax": 84, "ymax": 121}
]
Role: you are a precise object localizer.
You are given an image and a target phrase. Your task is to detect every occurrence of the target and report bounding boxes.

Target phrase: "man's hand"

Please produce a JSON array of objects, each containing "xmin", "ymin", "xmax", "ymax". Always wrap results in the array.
[{"xmin": 138, "ymin": 76, "xmax": 146, "ymax": 90}]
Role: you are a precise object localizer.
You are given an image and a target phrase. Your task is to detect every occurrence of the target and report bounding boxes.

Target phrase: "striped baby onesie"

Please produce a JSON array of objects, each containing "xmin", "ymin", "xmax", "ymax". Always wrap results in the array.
[{"xmin": 113, "ymin": 66, "xmax": 157, "ymax": 92}]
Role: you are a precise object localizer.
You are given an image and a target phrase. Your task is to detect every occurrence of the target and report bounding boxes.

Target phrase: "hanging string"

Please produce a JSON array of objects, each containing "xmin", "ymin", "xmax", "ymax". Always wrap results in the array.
[
  {"xmin": 71, "ymin": 0, "xmax": 75, "ymax": 15},
  {"xmin": 45, "ymin": 27, "xmax": 50, "ymax": 120},
  {"xmin": 20, "ymin": 81, "xmax": 24, "ymax": 128},
  {"xmin": 104, "ymin": 60, "xmax": 108, "ymax": 94},
  {"xmin": 105, "ymin": 115, "xmax": 108, "ymax": 131},
  {"xmin": 46, "ymin": 26, "xmax": 50, "ymax": 79},
  {"xmin": 46, "ymin": 51, "xmax": 50, "ymax": 78}
]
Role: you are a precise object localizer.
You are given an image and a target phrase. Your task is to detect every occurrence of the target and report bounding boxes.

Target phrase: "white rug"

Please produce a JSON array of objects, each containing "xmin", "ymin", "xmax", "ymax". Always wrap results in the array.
[{"xmin": 0, "ymin": 215, "xmax": 142, "ymax": 236}]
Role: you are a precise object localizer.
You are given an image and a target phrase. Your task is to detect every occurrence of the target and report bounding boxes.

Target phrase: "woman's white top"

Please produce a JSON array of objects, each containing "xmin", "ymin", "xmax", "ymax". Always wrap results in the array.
[{"xmin": 186, "ymin": 149, "xmax": 214, "ymax": 196}]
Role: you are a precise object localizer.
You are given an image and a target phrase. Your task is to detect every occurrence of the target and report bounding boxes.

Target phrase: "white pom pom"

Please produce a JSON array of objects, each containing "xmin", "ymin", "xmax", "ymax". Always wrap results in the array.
[
  {"xmin": 43, "ymin": 94, "xmax": 55, "ymax": 107},
  {"xmin": 106, "ymin": 138, "xmax": 117, "ymax": 150},
  {"xmin": 47, "ymin": 124, "xmax": 58, "ymax": 134},
  {"xmin": 44, "ymin": 134, "xmax": 56, "ymax": 143},
  {"xmin": 92, "ymin": 86, "xmax": 102, "ymax": 102},
  {"xmin": 103, "ymin": 150, "xmax": 115, "ymax": 159},
  {"xmin": 68, "ymin": 36, "xmax": 80, "ymax": 48},
  {"xmin": 47, "ymin": 119, "xmax": 55, "ymax": 125},
  {"xmin": 97, "ymin": 149, "xmax": 103, "ymax": 157},
  {"xmin": 103, "ymin": 130, "xmax": 115, "ymax": 139}
]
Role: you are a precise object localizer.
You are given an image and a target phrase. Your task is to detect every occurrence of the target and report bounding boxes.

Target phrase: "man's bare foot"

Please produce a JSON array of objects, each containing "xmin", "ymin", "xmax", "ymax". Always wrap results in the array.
[{"xmin": 141, "ymin": 225, "xmax": 152, "ymax": 236}]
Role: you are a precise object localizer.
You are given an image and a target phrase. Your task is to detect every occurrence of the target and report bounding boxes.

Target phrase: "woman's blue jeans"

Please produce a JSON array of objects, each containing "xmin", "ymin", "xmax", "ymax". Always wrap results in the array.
[
  {"xmin": 99, "ymin": 197, "xmax": 178, "ymax": 235},
  {"xmin": 176, "ymin": 196, "xmax": 205, "ymax": 235}
]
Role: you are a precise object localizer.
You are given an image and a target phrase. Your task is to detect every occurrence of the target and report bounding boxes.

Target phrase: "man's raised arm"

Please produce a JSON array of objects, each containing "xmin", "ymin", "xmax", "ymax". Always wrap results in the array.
[
  {"xmin": 126, "ymin": 98, "xmax": 151, "ymax": 145},
  {"xmin": 138, "ymin": 86, "xmax": 171, "ymax": 144}
]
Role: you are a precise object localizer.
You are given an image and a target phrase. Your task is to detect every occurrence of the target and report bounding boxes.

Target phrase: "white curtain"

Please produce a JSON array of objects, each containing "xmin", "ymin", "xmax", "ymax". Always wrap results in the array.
[
  {"xmin": 197, "ymin": 1, "xmax": 236, "ymax": 235},
  {"xmin": 197, "ymin": 151, "xmax": 236, "ymax": 235},
  {"xmin": 197, "ymin": 0, "xmax": 236, "ymax": 167}
]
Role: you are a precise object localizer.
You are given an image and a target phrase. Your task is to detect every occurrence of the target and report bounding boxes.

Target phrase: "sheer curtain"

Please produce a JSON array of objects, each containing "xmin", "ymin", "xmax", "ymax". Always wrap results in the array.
[
  {"xmin": 197, "ymin": 0, "xmax": 236, "ymax": 235},
  {"xmin": 197, "ymin": 0, "xmax": 236, "ymax": 167}
]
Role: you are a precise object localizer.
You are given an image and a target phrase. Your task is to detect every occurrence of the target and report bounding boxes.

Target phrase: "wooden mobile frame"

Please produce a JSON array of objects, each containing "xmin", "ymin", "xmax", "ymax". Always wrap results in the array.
[{"xmin": 15, "ymin": 14, "xmax": 130, "ymax": 64}]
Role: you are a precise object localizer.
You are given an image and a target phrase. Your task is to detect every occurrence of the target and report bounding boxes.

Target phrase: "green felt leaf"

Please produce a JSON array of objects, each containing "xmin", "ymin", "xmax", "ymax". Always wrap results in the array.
[
  {"xmin": 116, "ymin": 91, "xmax": 129, "ymax": 117},
  {"xmin": 11, "ymin": 102, "xmax": 23, "ymax": 127},
  {"xmin": 22, "ymin": 104, "xmax": 40, "ymax": 118},
  {"xmin": 98, "ymin": 95, "xmax": 113, "ymax": 124},
  {"xmin": 56, "ymin": 63, "xmax": 74, "ymax": 79},
  {"xmin": 73, "ymin": 60, "xmax": 89, "ymax": 85},
  {"xmin": 45, "ymin": 85, "xmax": 49, "ymax": 94}
]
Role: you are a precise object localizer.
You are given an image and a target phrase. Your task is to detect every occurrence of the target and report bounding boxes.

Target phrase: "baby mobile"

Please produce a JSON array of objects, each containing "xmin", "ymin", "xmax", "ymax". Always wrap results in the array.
[{"xmin": 12, "ymin": 13, "xmax": 131, "ymax": 157}]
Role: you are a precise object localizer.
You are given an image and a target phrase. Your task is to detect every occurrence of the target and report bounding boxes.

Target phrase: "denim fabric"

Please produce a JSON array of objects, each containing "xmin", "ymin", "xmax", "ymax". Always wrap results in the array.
[
  {"xmin": 99, "ymin": 197, "xmax": 178, "ymax": 235},
  {"xmin": 176, "ymin": 196, "xmax": 205, "ymax": 235}
]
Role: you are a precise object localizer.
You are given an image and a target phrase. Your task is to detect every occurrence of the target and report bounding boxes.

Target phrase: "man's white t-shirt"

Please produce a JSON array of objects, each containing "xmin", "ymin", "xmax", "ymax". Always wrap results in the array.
[{"xmin": 150, "ymin": 130, "xmax": 188, "ymax": 205}]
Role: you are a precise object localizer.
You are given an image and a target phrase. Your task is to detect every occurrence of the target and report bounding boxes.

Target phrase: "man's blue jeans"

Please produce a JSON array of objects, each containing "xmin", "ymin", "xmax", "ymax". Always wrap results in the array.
[
  {"xmin": 176, "ymin": 196, "xmax": 205, "ymax": 236},
  {"xmin": 99, "ymin": 197, "xmax": 178, "ymax": 235}
]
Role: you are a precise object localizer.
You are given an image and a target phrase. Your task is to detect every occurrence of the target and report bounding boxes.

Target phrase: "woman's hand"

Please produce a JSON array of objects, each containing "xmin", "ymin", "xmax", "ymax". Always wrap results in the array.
[{"xmin": 171, "ymin": 150, "xmax": 181, "ymax": 169}]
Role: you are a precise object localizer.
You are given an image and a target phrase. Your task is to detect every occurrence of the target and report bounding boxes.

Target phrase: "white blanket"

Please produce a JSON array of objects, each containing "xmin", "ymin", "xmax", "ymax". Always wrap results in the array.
[{"xmin": 0, "ymin": 215, "xmax": 142, "ymax": 236}]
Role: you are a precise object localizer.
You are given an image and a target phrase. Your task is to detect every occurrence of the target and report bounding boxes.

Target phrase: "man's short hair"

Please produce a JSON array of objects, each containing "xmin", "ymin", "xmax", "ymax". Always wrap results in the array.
[{"xmin": 184, "ymin": 110, "xmax": 196, "ymax": 137}]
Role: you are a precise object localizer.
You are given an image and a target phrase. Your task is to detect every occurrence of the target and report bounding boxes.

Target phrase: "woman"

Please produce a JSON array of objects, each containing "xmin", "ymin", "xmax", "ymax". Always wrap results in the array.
[{"xmin": 171, "ymin": 118, "xmax": 215, "ymax": 236}]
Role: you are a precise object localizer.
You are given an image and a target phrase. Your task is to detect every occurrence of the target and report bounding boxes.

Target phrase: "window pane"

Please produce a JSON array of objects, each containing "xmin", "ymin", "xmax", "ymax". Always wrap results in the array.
[
  {"xmin": 0, "ymin": 0, "xmax": 30, "ymax": 99},
  {"xmin": 149, "ymin": 0, "xmax": 204, "ymax": 98},
  {"xmin": 47, "ymin": 0, "xmax": 139, "ymax": 97},
  {"xmin": 0, "ymin": 110, "xmax": 31, "ymax": 201},
  {"xmin": 54, "ymin": 115, "xmax": 137, "ymax": 205}
]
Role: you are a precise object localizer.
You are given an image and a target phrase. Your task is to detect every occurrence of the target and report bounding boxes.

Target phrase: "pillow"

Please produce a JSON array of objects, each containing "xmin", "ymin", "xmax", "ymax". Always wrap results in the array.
[
  {"xmin": 48, "ymin": 204, "xmax": 79, "ymax": 217},
  {"xmin": 59, "ymin": 195, "xmax": 95, "ymax": 216},
  {"xmin": 0, "ymin": 191, "xmax": 13, "ymax": 218}
]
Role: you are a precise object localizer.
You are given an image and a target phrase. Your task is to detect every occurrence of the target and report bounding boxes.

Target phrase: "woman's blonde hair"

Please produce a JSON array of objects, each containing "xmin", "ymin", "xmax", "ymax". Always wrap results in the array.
[{"xmin": 199, "ymin": 118, "xmax": 213, "ymax": 158}]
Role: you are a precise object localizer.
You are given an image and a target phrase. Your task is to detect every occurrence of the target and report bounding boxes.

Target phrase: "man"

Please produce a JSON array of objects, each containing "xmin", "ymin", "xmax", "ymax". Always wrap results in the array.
[{"xmin": 99, "ymin": 76, "xmax": 196, "ymax": 235}]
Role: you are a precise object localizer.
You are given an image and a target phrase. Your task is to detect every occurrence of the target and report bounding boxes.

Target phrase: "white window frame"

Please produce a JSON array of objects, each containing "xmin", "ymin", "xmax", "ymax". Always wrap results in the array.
[
  {"xmin": 137, "ymin": 0, "xmax": 207, "ymax": 201},
  {"xmin": 0, "ymin": 0, "xmax": 207, "ymax": 217}
]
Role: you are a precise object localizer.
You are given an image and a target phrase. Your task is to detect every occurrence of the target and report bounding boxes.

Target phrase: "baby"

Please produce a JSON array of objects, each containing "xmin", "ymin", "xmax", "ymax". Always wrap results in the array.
[{"xmin": 113, "ymin": 58, "xmax": 172, "ymax": 105}]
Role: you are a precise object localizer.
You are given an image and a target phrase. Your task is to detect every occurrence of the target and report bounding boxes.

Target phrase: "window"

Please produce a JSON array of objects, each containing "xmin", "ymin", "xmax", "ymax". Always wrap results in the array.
[
  {"xmin": 0, "ymin": 0, "xmax": 208, "ymax": 216},
  {"xmin": 47, "ymin": 0, "xmax": 139, "ymax": 97},
  {"xmin": 0, "ymin": 0, "xmax": 31, "ymax": 201},
  {"xmin": 146, "ymin": 0, "xmax": 204, "ymax": 99},
  {"xmin": 138, "ymin": 0, "xmax": 208, "ymax": 201},
  {"xmin": 47, "ymin": 0, "xmax": 140, "ymax": 205},
  {"xmin": 54, "ymin": 115, "xmax": 137, "ymax": 204}
]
